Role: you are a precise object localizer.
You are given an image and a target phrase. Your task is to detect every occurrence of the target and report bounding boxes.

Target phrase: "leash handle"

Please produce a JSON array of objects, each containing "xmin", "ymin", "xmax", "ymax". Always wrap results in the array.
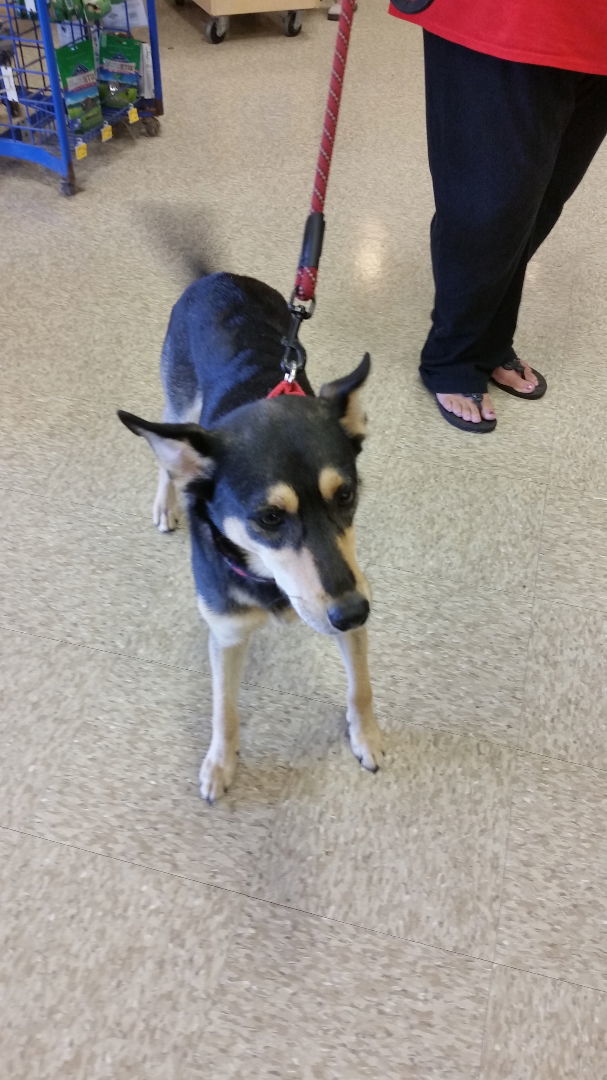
[{"xmin": 293, "ymin": 0, "xmax": 356, "ymax": 304}]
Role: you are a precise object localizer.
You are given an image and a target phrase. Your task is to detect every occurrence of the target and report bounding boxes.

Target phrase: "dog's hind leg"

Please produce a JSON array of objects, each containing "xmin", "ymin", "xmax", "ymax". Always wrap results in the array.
[
  {"xmin": 152, "ymin": 401, "xmax": 201, "ymax": 533},
  {"xmin": 338, "ymin": 627, "xmax": 384, "ymax": 772},
  {"xmin": 153, "ymin": 332, "xmax": 202, "ymax": 533},
  {"xmin": 197, "ymin": 600, "xmax": 267, "ymax": 803},
  {"xmin": 153, "ymin": 465, "xmax": 181, "ymax": 533}
]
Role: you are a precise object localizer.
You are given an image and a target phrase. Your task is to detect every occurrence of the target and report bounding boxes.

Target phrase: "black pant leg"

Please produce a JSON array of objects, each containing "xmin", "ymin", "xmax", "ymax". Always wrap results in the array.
[
  {"xmin": 419, "ymin": 34, "xmax": 576, "ymax": 394},
  {"xmin": 530, "ymin": 72, "xmax": 607, "ymax": 257},
  {"xmin": 474, "ymin": 72, "xmax": 607, "ymax": 370}
]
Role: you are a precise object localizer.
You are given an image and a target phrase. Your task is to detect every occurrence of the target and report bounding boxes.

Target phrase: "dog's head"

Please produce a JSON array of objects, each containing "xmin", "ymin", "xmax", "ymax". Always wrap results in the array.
[{"xmin": 118, "ymin": 354, "xmax": 371, "ymax": 635}]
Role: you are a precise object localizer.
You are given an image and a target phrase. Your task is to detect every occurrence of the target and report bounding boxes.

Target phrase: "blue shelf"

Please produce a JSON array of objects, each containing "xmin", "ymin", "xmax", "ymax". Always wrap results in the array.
[{"xmin": 0, "ymin": 0, "xmax": 163, "ymax": 192}]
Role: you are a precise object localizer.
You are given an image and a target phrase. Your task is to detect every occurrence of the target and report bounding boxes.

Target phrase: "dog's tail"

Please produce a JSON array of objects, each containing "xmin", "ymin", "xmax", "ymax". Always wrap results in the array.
[
  {"xmin": 180, "ymin": 251, "xmax": 214, "ymax": 283},
  {"xmin": 140, "ymin": 203, "xmax": 219, "ymax": 285}
]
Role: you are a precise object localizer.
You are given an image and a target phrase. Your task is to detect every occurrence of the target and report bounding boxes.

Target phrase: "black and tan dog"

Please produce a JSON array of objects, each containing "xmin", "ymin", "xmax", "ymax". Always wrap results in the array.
[{"xmin": 119, "ymin": 271, "xmax": 383, "ymax": 802}]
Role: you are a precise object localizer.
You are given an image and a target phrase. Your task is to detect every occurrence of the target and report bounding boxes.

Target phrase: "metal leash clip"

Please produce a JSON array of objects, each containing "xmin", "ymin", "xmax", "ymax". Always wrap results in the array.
[{"xmin": 281, "ymin": 297, "xmax": 314, "ymax": 381}]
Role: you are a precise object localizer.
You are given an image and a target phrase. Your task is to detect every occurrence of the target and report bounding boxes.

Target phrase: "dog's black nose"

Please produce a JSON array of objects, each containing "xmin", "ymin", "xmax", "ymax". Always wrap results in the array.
[{"xmin": 327, "ymin": 593, "xmax": 370, "ymax": 633}]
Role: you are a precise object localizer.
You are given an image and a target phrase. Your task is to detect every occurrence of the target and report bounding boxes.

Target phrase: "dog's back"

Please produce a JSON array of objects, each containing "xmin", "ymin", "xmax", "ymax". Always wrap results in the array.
[{"xmin": 161, "ymin": 272, "xmax": 312, "ymax": 428}]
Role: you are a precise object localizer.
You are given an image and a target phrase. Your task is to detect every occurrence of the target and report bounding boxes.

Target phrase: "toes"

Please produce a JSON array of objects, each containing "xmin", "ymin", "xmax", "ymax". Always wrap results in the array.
[
  {"xmin": 153, "ymin": 503, "xmax": 179, "ymax": 532},
  {"xmin": 481, "ymin": 394, "xmax": 496, "ymax": 420},
  {"xmin": 437, "ymin": 394, "xmax": 456, "ymax": 416},
  {"xmin": 348, "ymin": 720, "xmax": 384, "ymax": 772},
  {"xmin": 493, "ymin": 363, "xmax": 538, "ymax": 394},
  {"xmin": 463, "ymin": 399, "xmax": 480, "ymax": 423},
  {"xmin": 157, "ymin": 511, "xmax": 178, "ymax": 533},
  {"xmin": 437, "ymin": 394, "xmax": 482, "ymax": 421},
  {"xmin": 199, "ymin": 749, "xmax": 237, "ymax": 803}
]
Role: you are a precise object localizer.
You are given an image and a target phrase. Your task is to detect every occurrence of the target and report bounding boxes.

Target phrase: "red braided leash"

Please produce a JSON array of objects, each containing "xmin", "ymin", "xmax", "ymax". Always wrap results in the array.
[
  {"xmin": 294, "ymin": 0, "xmax": 356, "ymax": 304},
  {"xmin": 273, "ymin": 0, "xmax": 356, "ymax": 395}
]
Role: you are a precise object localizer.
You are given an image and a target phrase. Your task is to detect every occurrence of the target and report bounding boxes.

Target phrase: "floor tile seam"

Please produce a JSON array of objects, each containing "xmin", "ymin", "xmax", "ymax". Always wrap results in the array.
[
  {"xmin": 5, "ymin": 824, "xmax": 607, "ymax": 992},
  {"xmin": 488, "ymin": 783, "xmax": 515, "ymax": 973},
  {"xmin": 3, "ymin": 825, "xmax": 607, "ymax": 994},
  {"xmin": 0, "ymin": 618, "xmax": 531, "ymax": 753},
  {"xmin": 4, "ymin": 628, "xmax": 607, "ymax": 774},
  {"xmin": 6, "ymin": 494, "xmax": 607, "ymax": 616},
  {"xmin": 0, "ymin": 483, "xmax": 553, "ymax": 604},
  {"xmin": 531, "ymin": 592, "xmax": 607, "ymax": 617},
  {"xmin": 0, "ymin": 384, "xmax": 158, "ymax": 413},
  {"xmin": 0, "ymin": 619, "xmax": 530, "ymax": 712},
  {"xmin": 478, "ymin": 954, "xmax": 607, "ymax": 1072},
  {"xmin": 2, "ymin": 622, "xmax": 600, "ymax": 773},
  {"xmin": 0, "ymin": 621, "xmax": 214, "ymax": 680},
  {"xmin": 541, "ymin": 482, "xmax": 607, "ymax": 505},
  {"xmin": 531, "ymin": 587, "xmax": 607, "ymax": 617},
  {"xmin": 510, "ymin": 743, "xmax": 607, "ymax": 778},
  {"xmin": 3, "ymin": 483, "xmax": 150, "ymax": 526},
  {"xmin": 488, "ymin": 955, "xmax": 607, "ymax": 996},
  {"xmin": 0, "ymin": 493, "xmax": 561, "ymax": 624},
  {"xmin": 477, "ymin": 962, "xmax": 498, "ymax": 1079},
  {"xmin": 487, "ymin": 459, "xmax": 555, "ymax": 968},
  {"xmin": 501, "ymin": 378, "xmax": 561, "ymax": 734},
  {"xmin": 0, "ymin": 824, "xmax": 497, "ymax": 967},
  {"xmin": 361, "ymin": 456, "xmax": 552, "ymax": 487},
  {"xmin": 364, "ymin": 563, "xmax": 539, "ymax": 601},
  {"xmin": 1, "ymin": 473, "xmax": 560, "ymax": 539},
  {"xmin": 534, "ymin": 276, "xmax": 604, "ymax": 506},
  {"xmin": 485, "ymin": 372, "xmax": 575, "ymax": 955}
]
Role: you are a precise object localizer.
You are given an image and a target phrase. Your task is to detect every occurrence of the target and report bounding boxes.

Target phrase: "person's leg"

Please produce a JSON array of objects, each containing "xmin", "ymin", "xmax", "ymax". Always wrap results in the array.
[
  {"xmin": 420, "ymin": 34, "xmax": 577, "ymax": 420},
  {"xmin": 529, "ymin": 73, "xmax": 607, "ymax": 257},
  {"xmin": 483, "ymin": 71, "xmax": 607, "ymax": 396}
]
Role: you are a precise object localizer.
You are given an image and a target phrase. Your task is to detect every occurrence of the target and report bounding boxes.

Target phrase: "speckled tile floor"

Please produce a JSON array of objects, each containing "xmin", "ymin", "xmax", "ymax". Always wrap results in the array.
[{"xmin": 1, "ymin": 3, "xmax": 607, "ymax": 1077}]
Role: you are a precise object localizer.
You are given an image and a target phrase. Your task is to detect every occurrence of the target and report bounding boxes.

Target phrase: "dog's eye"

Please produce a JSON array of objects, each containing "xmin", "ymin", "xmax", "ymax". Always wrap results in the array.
[
  {"xmin": 336, "ymin": 485, "xmax": 355, "ymax": 508},
  {"xmin": 256, "ymin": 507, "xmax": 285, "ymax": 529}
]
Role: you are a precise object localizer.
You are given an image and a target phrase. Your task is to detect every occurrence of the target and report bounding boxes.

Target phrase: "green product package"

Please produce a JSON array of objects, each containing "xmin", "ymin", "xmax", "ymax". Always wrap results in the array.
[
  {"xmin": 49, "ymin": 0, "xmax": 112, "ymax": 20},
  {"xmin": 55, "ymin": 37, "xmax": 103, "ymax": 133},
  {"xmin": 49, "ymin": 0, "xmax": 77, "ymax": 19},
  {"xmin": 98, "ymin": 33, "xmax": 141, "ymax": 110}
]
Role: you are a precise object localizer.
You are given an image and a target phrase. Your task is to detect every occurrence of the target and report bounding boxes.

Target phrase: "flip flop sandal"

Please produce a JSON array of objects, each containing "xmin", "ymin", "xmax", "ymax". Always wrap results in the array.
[
  {"xmin": 435, "ymin": 392, "xmax": 497, "ymax": 434},
  {"xmin": 490, "ymin": 355, "xmax": 547, "ymax": 399}
]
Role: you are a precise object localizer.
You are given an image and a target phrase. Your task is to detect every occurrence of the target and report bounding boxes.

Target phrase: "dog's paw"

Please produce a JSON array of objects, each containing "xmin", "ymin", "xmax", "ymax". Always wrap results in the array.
[
  {"xmin": 155, "ymin": 509, "xmax": 179, "ymax": 533},
  {"xmin": 199, "ymin": 747, "xmax": 238, "ymax": 804},
  {"xmin": 153, "ymin": 497, "xmax": 179, "ymax": 533},
  {"xmin": 348, "ymin": 718, "xmax": 384, "ymax": 773}
]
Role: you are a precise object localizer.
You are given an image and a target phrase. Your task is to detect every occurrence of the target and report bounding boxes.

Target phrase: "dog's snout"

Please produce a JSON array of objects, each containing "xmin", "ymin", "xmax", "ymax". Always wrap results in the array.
[{"xmin": 327, "ymin": 592, "xmax": 370, "ymax": 633}]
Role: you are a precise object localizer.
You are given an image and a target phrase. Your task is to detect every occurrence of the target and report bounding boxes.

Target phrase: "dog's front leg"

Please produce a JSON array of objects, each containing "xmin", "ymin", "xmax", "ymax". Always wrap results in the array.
[
  {"xmin": 338, "ymin": 627, "xmax": 384, "ymax": 772},
  {"xmin": 199, "ymin": 630, "xmax": 251, "ymax": 804}
]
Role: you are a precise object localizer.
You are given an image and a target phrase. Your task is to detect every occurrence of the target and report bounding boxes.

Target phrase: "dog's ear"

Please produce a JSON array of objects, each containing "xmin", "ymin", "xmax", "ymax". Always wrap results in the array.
[
  {"xmin": 319, "ymin": 353, "xmax": 370, "ymax": 446},
  {"xmin": 118, "ymin": 411, "xmax": 216, "ymax": 484}
]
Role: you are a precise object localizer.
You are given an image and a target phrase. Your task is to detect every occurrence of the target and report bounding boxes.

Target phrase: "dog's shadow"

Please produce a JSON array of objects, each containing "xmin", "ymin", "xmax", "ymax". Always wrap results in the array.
[
  {"xmin": 203, "ymin": 724, "xmax": 411, "ymax": 813},
  {"xmin": 135, "ymin": 200, "xmax": 224, "ymax": 286}
]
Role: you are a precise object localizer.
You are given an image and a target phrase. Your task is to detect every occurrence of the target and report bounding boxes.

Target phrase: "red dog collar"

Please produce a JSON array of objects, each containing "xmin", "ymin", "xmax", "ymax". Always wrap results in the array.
[{"xmin": 267, "ymin": 378, "xmax": 307, "ymax": 398}]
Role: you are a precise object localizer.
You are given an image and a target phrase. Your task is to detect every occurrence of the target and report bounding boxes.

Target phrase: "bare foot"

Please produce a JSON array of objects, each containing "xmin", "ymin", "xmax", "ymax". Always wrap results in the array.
[
  {"xmin": 435, "ymin": 392, "xmax": 496, "ymax": 424},
  {"xmin": 492, "ymin": 361, "xmax": 538, "ymax": 394}
]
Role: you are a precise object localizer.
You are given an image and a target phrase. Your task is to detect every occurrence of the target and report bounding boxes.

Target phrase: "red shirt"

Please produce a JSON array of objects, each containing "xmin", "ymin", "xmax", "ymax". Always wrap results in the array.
[{"xmin": 389, "ymin": 1, "xmax": 607, "ymax": 76}]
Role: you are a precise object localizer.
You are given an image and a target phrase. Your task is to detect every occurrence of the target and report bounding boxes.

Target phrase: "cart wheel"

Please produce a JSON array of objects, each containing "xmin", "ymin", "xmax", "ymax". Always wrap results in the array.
[
  {"xmin": 141, "ymin": 116, "xmax": 161, "ymax": 137},
  {"xmin": 204, "ymin": 15, "xmax": 229, "ymax": 43},
  {"xmin": 283, "ymin": 10, "xmax": 302, "ymax": 35},
  {"xmin": 60, "ymin": 179, "xmax": 76, "ymax": 197}
]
